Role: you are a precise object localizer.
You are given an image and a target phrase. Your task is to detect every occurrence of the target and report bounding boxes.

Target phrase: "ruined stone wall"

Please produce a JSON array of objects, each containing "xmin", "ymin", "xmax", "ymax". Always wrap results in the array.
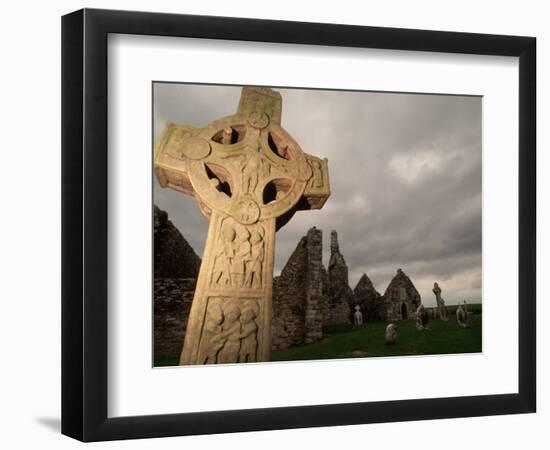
[
  {"xmin": 319, "ymin": 265, "xmax": 330, "ymax": 324},
  {"xmin": 154, "ymin": 205, "xmax": 201, "ymax": 279},
  {"xmin": 154, "ymin": 278, "xmax": 196, "ymax": 358},
  {"xmin": 323, "ymin": 282, "xmax": 353, "ymax": 325},
  {"xmin": 153, "ymin": 205, "xmax": 201, "ymax": 359},
  {"xmin": 304, "ymin": 228, "xmax": 324, "ymax": 343},
  {"xmin": 272, "ymin": 227, "xmax": 325, "ymax": 350},
  {"xmin": 324, "ymin": 231, "xmax": 352, "ymax": 325},
  {"xmin": 271, "ymin": 237, "xmax": 308, "ymax": 350},
  {"xmin": 383, "ymin": 268, "xmax": 422, "ymax": 321}
]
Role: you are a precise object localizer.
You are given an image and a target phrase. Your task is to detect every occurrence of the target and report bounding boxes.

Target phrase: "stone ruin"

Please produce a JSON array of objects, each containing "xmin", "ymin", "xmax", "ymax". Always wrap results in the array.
[
  {"xmin": 352, "ymin": 269, "xmax": 422, "ymax": 323},
  {"xmin": 271, "ymin": 227, "xmax": 326, "ymax": 350},
  {"xmin": 153, "ymin": 206, "xmax": 425, "ymax": 357},
  {"xmin": 271, "ymin": 237, "xmax": 425, "ymax": 348},
  {"xmin": 382, "ymin": 268, "xmax": 422, "ymax": 321},
  {"xmin": 154, "ymin": 206, "xmax": 201, "ymax": 279},
  {"xmin": 353, "ymin": 273, "xmax": 386, "ymax": 322},
  {"xmin": 153, "ymin": 206, "xmax": 201, "ymax": 358},
  {"xmin": 324, "ymin": 231, "xmax": 355, "ymax": 326},
  {"xmin": 271, "ymin": 228, "xmax": 354, "ymax": 350}
]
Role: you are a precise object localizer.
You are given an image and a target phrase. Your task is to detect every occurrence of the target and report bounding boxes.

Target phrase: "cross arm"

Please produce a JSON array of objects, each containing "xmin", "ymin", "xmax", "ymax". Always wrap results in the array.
[
  {"xmin": 298, "ymin": 155, "xmax": 331, "ymax": 210},
  {"xmin": 154, "ymin": 122, "xmax": 200, "ymax": 196}
]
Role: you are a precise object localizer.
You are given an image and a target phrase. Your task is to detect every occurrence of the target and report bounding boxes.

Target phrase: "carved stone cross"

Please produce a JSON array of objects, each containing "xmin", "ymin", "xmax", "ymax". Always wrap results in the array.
[{"xmin": 154, "ymin": 87, "xmax": 330, "ymax": 365}]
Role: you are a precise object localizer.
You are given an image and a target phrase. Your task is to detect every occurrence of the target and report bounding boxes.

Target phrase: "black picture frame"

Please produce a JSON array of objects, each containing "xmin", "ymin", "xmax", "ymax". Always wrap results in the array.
[{"xmin": 62, "ymin": 8, "xmax": 536, "ymax": 442}]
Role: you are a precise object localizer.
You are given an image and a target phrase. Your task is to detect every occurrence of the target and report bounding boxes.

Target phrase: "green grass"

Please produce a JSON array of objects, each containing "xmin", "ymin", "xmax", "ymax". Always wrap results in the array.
[
  {"xmin": 432, "ymin": 303, "xmax": 482, "ymax": 316},
  {"xmin": 155, "ymin": 355, "xmax": 180, "ymax": 367},
  {"xmin": 155, "ymin": 313, "xmax": 481, "ymax": 366},
  {"xmin": 271, "ymin": 314, "xmax": 482, "ymax": 362}
]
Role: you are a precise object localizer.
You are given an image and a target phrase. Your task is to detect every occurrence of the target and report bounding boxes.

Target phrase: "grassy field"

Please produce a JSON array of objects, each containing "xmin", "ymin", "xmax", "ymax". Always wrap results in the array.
[
  {"xmin": 272, "ymin": 314, "xmax": 481, "ymax": 362},
  {"xmin": 428, "ymin": 303, "xmax": 482, "ymax": 316},
  {"xmin": 155, "ymin": 308, "xmax": 481, "ymax": 366}
]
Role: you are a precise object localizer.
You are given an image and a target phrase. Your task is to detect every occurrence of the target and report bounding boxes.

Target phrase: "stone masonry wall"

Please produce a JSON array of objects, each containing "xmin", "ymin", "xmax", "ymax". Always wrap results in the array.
[
  {"xmin": 154, "ymin": 278, "xmax": 197, "ymax": 358},
  {"xmin": 154, "ymin": 205, "xmax": 201, "ymax": 279},
  {"xmin": 353, "ymin": 273, "xmax": 386, "ymax": 321},
  {"xmin": 272, "ymin": 237, "xmax": 308, "ymax": 350},
  {"xmin": 153, "ymin": 205, "xmax": 201, "ymax": 360},
  {"xmin": 304, "ymin": 227, "xmax": 324, "ymax": 343},
  {"xmin": 272, "ymin": 227, "xmax": 326, "ymax": 350},
  {"xmin": 324, "ymin": 231, "xmax": 353, "ymax": 325}
]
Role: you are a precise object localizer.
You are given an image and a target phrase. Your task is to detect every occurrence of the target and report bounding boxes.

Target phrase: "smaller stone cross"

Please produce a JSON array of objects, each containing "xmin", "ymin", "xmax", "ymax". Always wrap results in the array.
[{"xmin": 432, "ymin": 282, "xmax": 449, "ymax": 321}]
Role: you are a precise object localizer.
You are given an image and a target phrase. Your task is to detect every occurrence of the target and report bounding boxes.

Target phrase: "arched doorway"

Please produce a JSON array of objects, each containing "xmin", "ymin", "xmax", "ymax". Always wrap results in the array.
[{"xmin": 401, "ymin": 303, "xmax": 408, "ymax": 320}]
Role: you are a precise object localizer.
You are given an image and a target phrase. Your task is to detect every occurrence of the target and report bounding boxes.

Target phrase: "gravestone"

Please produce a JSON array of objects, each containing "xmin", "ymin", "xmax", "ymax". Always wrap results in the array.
[
  {"xmin": 456, "ymin": 304, "xmax": 468, "ymax": 328},
  {"xmin": 354, "ymin": 305, "xmax": 363, "ymax": 326},
  {"xmin": 415, "ymin": 304, "xmax": 429, "ymax": 330},
  {"xmin": 154, "ymin": 87, "xmax": 330, "ymax": 364},
  {"xmin": 385, "ymin": 323, "xmax": 397, "ymax": 344}
]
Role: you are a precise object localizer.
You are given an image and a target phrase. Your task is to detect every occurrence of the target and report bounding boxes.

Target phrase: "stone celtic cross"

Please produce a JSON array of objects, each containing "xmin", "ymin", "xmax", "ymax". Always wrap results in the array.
[{"xmin": 154, "ymin": 87, "xmax": 330, "ymax": 365}]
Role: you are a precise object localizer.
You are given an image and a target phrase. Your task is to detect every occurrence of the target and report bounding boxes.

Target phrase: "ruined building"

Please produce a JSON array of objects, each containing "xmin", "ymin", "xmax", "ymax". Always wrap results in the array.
[
  {"xmin": 353, "ymin": 269, "xmax": 421, "ymax": 322},
  {"xmin": 382, "ymin": 268, "xmax": 421, "ymax": 321},
  {"xmin": 153, "ymin": 206, "xmax": 201, "ymax": 359},
  {"xmin": 271, "ymin": 229, "xmax": 352, "ymax": 350},
  {"xmin": 353, "ymin": 273, "xmax": 385, "ymax": 322}
]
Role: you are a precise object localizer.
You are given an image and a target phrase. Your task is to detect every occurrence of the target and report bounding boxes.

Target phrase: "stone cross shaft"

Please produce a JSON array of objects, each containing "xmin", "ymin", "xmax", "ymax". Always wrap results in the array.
[{"xmin": 154, "ymin": 87, "xmax": 330, "ymax": 365}]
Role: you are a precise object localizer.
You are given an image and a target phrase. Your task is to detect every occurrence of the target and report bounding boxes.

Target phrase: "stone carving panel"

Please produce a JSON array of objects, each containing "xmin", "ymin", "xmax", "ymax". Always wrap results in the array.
[
  {"xmin": 196, "ymin": 297, "xmax": 261, "ymax": 364},
  {"xmin": 211, "ymin": 218, "xmax": 265, "ymax": 289}
]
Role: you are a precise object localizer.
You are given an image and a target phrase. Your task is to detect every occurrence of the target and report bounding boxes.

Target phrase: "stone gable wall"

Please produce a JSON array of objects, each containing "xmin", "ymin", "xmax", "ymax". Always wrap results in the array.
[
  {"xmin": 324, "ymin": 231, "xmax": 352, "ymax": 325},
  {"xmin": 154, "ymin": 205, "xmax": 201, "ymax": 279},
  {"xmin": 354, "ymin": 274, "xmax": 386, "ymax": 321},
  {"xmin": 383, "ymin": 269, "xmax": 422, "ymax": 321}
]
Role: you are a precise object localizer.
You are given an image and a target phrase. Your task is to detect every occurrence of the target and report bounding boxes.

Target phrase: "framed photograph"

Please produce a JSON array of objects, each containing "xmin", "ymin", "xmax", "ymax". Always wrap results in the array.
[{"xmin": 62, "ymin": 8, "xmax": 536, "ymax": 442}]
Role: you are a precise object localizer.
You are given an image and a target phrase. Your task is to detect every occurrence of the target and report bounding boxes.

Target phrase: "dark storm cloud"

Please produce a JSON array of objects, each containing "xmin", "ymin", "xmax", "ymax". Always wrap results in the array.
[{"xmin": 153, "ymin": 83, "xmax": 482, "ymax": 307}]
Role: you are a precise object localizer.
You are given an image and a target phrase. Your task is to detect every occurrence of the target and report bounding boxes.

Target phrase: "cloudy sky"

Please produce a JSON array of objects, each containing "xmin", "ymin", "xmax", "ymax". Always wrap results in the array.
[{"xmin": 153, "ymin": 83, "xmax": 482, "ymax": 307}]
